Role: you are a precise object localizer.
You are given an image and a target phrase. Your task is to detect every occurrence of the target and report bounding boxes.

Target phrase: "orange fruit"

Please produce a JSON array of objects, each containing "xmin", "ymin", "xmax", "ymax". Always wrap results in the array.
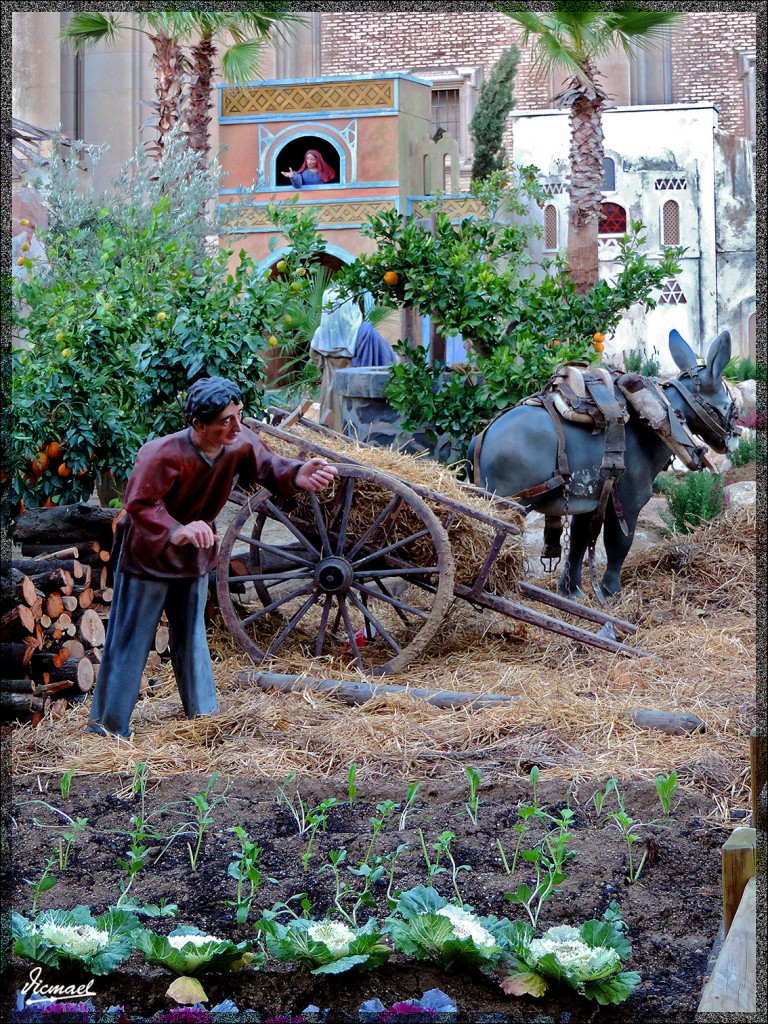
[
  {"xmin": 46, "ymin": 440, "xmax": 64, "ymax": 459},
  {"xmin": 593, "ymin": 332, "xmax": 605, "ymax": 344},
  {"xmin": 31, "ymin": 452, "xmax": 49, "ymax": 476},
  {"xmin": 383, "ymin": 270, "xmax": 399, "ymax": 286},
  {"xmin": 44, "ymin": 496, "xmax": 58, "ymax": 508},
  {"xmin": 551, "ymin": 339, "xmax": 560, "ymax": 347},
  {"xmin": 593, "ymin": 341, "xmax": 605, "ymax": 353},
  {"xmin": 57, "ymin": 462, "xmax": 72, "ymax": 478}
]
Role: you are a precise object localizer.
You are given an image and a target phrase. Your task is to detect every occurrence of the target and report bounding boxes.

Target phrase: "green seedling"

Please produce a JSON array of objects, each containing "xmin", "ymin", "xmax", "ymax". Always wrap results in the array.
[
  {"xmin": 59, "ymin": 769, "xmax": 74, "ymax": 799},
  {"xmin": 418, "ymin": 827, "xmax": 447, "ymax": 885},
  {"xmin": 497, "ymin": 803, "xmax": 538, "ymax": 878},
  {"xmin": 276, "ymin": 773, "xmax": 310, "ymax": 835},
  {"xmin": 57, "ymin": 816, "xmax": 88, "ymax": 870},
  {"xmin": 362, "ymin": 800, "xmax": 399, "ymax": 867},
  {"xmin": 347, "ymin": 763, "xmax": 358, "ymax": 805},
  {"xmin": 24, "ymin": 853, "xmax": 58, "ymax": 913},
  {"xmin": 593, "ymin": 778, "xmax": 649, "ymax": 883},
  {"xmin": 464, "ymin": 765, "xmax": 481, "ymax": 826},
  {"xmin": 185, "ymin": 771, "xmax": 226, "ymax": 871},
  {"xmin": 654, "ymin": 770, "xmax": 679, "ymax": 817},
  {"xmin": 221, "ymin": 826, "xmax": 275, "ymax": 925},
  {"xmin": 398, "ymin": 782, "xmax": 420, "ymax": 831},
  {"xmin": 115, "ymin": 817, "xmax": 152, "ymax": 906},
  {"xmin": 435, "ymin": 830, "xmax": 472, "ymax": 905},
  {"xmin": 301, "ymin": 797, "xmax": 340, "ymax": 870}
]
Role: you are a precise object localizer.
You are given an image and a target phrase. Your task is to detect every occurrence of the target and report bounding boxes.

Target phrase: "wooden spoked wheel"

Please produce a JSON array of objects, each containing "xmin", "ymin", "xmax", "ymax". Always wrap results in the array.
[{"xmin": 217, "ymin": 464, "xmax": 455, "ymax": 676}]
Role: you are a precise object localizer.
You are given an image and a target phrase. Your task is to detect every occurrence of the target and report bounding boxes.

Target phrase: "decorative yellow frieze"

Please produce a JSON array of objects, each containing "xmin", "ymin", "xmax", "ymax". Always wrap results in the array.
[
  {"xmin": 224, "ymin": 200, "xmax": 397, "ymax": 231},
  {"xmin": 411, "ymin": 197, "xmax": 484, "ymax": 220},
  {"xmin": 222, "ymin": 80, "xmax": 394, "ymax": 118}
]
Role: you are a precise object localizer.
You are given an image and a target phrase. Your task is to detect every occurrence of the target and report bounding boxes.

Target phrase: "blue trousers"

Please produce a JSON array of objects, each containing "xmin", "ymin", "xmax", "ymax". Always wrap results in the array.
[{"xmin": 87, "ymin": 567, "xmax": 217, "ymax": 738}]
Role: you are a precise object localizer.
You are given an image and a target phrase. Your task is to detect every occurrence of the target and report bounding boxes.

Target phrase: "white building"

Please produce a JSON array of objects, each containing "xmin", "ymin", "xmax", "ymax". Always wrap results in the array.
[{"xmin": 512, "ymin": 102, "xmax": 756, "ymax": 370}]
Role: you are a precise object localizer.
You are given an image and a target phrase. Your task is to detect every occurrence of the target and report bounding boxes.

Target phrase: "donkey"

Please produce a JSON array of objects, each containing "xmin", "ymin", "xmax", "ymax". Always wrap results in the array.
[{"xmin": 468, "ymin": 330, "xmax": 742, "ymax": 599}]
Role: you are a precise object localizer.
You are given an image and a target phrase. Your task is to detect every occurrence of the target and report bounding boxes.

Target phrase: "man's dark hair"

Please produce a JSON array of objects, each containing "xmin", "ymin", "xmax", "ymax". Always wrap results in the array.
[{"xmin": 184, "ymin": 377, "xmax": 242, "ymax": 426}]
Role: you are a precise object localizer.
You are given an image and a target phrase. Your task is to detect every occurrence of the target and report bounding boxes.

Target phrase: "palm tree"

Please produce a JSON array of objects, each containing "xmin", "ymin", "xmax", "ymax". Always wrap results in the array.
[
  {"xmin": 61, "ymin": 8, "xmax": 304, "ymax": 164},
  {"xmin": 496, "ymin": 4, "xmax": 679, "ymax": 293}
]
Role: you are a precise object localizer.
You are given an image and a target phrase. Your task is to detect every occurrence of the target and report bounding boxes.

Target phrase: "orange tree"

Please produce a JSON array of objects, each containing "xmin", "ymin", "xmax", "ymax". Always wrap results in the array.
[
  {"xmin": 6, "ymin": 135, "xmax": 326, "ymax": 511},
  {"xmin": 339, "ymin": 171, "xmax": 683, "ymax": 458}
]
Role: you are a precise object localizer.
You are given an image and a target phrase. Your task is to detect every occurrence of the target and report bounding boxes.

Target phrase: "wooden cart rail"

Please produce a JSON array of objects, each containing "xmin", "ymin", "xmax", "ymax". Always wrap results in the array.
[{"xmin": 216, "ymin": 410, "xmax": 652, "ymax": 676}]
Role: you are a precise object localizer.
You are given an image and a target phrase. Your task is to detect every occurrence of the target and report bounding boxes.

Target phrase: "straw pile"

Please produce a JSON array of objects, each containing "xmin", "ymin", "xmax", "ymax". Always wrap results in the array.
[
  {"xmin": 11, "ymin": 506, "xmax": 756, "ymax": 815},
  {"xmin": 256, "ymin": 424, "xmax": 526, "ymax": 594}
]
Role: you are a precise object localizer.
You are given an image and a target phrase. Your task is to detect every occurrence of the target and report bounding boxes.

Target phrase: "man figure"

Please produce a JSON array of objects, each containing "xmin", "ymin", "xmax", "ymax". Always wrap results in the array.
[{"xmin": 87, "ymin": 376, "xmax": 337, "ymax": 739}]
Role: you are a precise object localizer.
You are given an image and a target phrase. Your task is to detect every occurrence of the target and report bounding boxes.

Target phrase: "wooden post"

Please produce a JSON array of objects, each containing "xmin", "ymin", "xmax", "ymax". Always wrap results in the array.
[
  {"xmin": 698, "ymin": 877, "xmax": 756, "ymax": 1012},
  {"xmin": 750, "ymin": 726, "xmax": 765, "ymax": 832},
  {"xmin": 721, "ymin": 826, "xmax": 756, "ymax": 936}
]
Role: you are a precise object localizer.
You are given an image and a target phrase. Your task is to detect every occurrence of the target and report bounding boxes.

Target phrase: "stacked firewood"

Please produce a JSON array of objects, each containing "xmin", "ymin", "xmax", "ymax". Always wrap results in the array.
[{"xmin": 1, "ymin": 503, "xmax": 123, "ymax": 723}]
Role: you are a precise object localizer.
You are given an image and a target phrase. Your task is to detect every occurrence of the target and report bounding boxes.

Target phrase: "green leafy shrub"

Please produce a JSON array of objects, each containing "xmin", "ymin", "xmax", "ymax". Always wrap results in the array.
[
  {"xmin": 384, "ymin": 885, "xmax": 504, "ymax": 969},
  {"xmin": 659, "ymin": 471, "xmax": 725, "ymax": 534},
  {"xmin": 7, "ymin": 138, "xmax": 334, "ymax": 512},
  {"xmin": 497, "ymin": 907, "xmax": 641, "ymax": 1005},
  {"xmin": 12, "ymin": 906, "xmax": 141, "ymax": 975},
  {"xmin": 257, "ymin": 916, "xmax": 391, "ymax": 975},
  {"xmin": 723, "ymin": 356, "xmax": 765, "ymax": 383},
  {"xmin": 136, "ymin": 925, "xmax": 261, "ymax": 976},
  {"xmin": 729, "ymin": 434, "xmax": 757, "ymax": 468}
]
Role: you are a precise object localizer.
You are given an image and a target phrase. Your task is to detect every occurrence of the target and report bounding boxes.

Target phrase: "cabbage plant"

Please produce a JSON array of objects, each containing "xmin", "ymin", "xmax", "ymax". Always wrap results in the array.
[
  {"xmin": 497, "ymin": 916, "xmax": 641, "ymax": 1005},
  {"xmin": 12, "ymin": 906, "xmax": 141, "ymax": 975},
  {"xmin": 384, "ymin": 885, "xmax": 503, "ymax": 969},
  {"xmin": 257, "ymin": 916, "xmax": 391, "ymax": 975},
  {"xmin": 136, "ymin": 926, "xmax": 261, "ymax": 977}
]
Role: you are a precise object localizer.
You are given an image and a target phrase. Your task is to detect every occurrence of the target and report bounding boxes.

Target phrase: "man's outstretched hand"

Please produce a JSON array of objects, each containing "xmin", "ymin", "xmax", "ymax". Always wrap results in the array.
[{"xmin": 295, "ymin": 458, "xmax": 338, "ymax": 492}]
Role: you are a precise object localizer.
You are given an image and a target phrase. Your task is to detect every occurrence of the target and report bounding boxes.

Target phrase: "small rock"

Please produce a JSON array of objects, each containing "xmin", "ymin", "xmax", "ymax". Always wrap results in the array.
[{"xmin": 724, "ymin": 481, "xmax": 756, "ymax": 508}]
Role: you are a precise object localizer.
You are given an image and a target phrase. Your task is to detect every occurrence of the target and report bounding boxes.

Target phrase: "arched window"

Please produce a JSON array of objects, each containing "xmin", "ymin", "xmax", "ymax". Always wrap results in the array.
[
  {"xmin": 442, "ymin": 153, "xmax": 453, "ymax": 192},
  {"xmin": 662, "ymin": 200, "xmax": 680, "ymax": 245},
  {"xmin": 599, "ymin": 202, "xmax": 627, "ymax": 235},
  {"xmin": 544, "ymin": 204, "xmax": 558, "ymax": 249},
  {"xmin": 275, "ymin": 135, "xmax": 340, "ymax": 187},
  {"xmin": 602, "ymin": 157, "xmax": 615, "ymax": 192}
]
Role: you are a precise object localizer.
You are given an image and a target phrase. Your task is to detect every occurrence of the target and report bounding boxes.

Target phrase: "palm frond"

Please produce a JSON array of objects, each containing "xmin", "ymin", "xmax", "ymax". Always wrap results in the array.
[
  {"xmin": 220, "ymin": 40, "xmax": 268, "ymax": 86},
  {"xmin": 60, "ymin": 12, "xmax": 124, "ymax": 48}
]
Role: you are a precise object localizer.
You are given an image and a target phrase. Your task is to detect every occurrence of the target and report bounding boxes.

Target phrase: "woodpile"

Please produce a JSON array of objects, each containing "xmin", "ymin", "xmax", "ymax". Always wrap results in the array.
[{"xmin": 3, "ymin": 503, "xmax": 133, "ymax": 724}]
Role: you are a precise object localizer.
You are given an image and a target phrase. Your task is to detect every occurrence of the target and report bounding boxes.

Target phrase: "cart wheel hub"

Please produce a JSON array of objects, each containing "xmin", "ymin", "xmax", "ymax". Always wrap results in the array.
[{"xmin": 315, "ymin": 557, "xmax": 353, "ymax": 594}]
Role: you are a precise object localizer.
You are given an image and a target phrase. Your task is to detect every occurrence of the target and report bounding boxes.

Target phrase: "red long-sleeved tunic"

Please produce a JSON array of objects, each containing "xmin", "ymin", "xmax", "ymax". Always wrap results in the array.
[{"xmin": 117, "ymin": 426, "xmax": 303, "ymax": 579}]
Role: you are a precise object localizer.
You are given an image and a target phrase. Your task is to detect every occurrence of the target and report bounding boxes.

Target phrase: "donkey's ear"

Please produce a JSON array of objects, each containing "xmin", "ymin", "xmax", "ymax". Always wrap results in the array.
[
  {"xmin": 668, "ymin": 329, "xmax": 699, "ymax": 371},
  {"xmin": 700, "ymin": 331, "xmax": 732, "ymax": 390}
]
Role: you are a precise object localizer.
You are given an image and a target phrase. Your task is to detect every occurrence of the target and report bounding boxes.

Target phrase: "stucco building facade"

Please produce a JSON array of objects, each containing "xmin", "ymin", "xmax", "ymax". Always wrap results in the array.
[{"xmin": 10, "ymin": 8, "xmax": 760, "ymax": 363}]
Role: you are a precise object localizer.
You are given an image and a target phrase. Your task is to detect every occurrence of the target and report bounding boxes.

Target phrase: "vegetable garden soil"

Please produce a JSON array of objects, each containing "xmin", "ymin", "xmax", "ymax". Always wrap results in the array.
[{"xmin": 4, "ymin": 770, "xmax": 727, "ymax": 1022}]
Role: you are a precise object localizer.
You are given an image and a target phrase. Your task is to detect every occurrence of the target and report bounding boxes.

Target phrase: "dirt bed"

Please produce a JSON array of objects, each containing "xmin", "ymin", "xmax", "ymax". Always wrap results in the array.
[
  {"xmin": 3, "ymin": 499, "xmax": 757, "ymax": 1021},
  {"xmin": 4, "ymin": 771, "xmax": 726, "ymax": 1021}
]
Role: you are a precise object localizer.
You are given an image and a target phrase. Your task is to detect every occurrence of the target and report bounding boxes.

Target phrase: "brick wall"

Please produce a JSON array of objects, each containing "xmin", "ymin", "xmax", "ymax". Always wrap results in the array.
[
  {"xmin": 670, "ymin": 12, "xmax": 756, "ymax": 134},
  {"xmin": 320, "ymin": 11, "xmax": 756, "ymax": 137}
]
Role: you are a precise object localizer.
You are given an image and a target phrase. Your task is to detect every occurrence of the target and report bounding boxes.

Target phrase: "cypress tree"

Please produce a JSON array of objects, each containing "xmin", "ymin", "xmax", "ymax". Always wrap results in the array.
[{"xmin": 469, "ymin": 47, "xmax": 520, "ymax": 181}]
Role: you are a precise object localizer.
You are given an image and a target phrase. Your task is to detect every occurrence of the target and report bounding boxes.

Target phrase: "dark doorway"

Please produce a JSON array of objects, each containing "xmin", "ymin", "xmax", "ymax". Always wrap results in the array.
[{"xmin": 275, "ymin": 136, "xmax": 340, "ymax": 187}]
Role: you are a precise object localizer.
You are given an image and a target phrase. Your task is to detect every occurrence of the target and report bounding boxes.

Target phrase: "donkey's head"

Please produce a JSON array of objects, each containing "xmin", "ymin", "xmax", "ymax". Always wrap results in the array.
[{"xmin": 667, "ymin": 329, "xmax": 743, "ymax": 453}]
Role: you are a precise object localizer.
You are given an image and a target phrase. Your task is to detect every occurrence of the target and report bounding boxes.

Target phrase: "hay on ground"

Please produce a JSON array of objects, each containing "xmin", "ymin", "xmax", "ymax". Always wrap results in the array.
[{"xmin": 10, "ymin": 506, "xmax": 755, "ymax": 818}]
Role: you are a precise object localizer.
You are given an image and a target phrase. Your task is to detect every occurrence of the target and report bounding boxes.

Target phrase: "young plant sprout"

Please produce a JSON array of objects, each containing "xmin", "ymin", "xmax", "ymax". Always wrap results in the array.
[
  {"xmin": 464, "ymin": 765, "xmax": 481, "ymax": 826},
  {"xmin": 592, "ymin": 779, "xmax": 649, "ymax": 883},
  {"xmin": 398, "ymin": 781, "xmax": 421, "ymax": 831},
  {"xmin": 220, "ymin": 827, "xmax": 276, "ymax": 924},
  {"xmin": 57, "ymin": 816, "xmax": 88, "ymax": 871},
  {"xmin": 347, "ymin": 763, "xmax": 358, "ymax": 805},
  {"xmin": 23, "ymin": 853, "xmax": 58, "ymax": 913},
  {"xmin": 302, "ymin": 797, "xmax": 340, "ymax": 871},
  {"xmin": 59, "ymin": 769, "xmax": 74, "ymax": 799},
  {"xmin": 654, "ymin": 770, "xmax": 679, "ymax": 817}
]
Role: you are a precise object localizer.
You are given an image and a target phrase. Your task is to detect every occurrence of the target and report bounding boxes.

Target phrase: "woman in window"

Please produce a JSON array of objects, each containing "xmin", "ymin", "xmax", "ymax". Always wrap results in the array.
[{"xmin": 281, "ymin": 149, "xmax": 336, "ymax": 188}]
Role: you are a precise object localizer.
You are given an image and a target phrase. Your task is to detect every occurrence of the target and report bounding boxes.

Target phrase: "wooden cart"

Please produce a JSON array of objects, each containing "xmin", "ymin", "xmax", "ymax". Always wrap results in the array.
[{"xmin": 216, "ymin": 407, "xmax": 651, "ymax": 677}]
